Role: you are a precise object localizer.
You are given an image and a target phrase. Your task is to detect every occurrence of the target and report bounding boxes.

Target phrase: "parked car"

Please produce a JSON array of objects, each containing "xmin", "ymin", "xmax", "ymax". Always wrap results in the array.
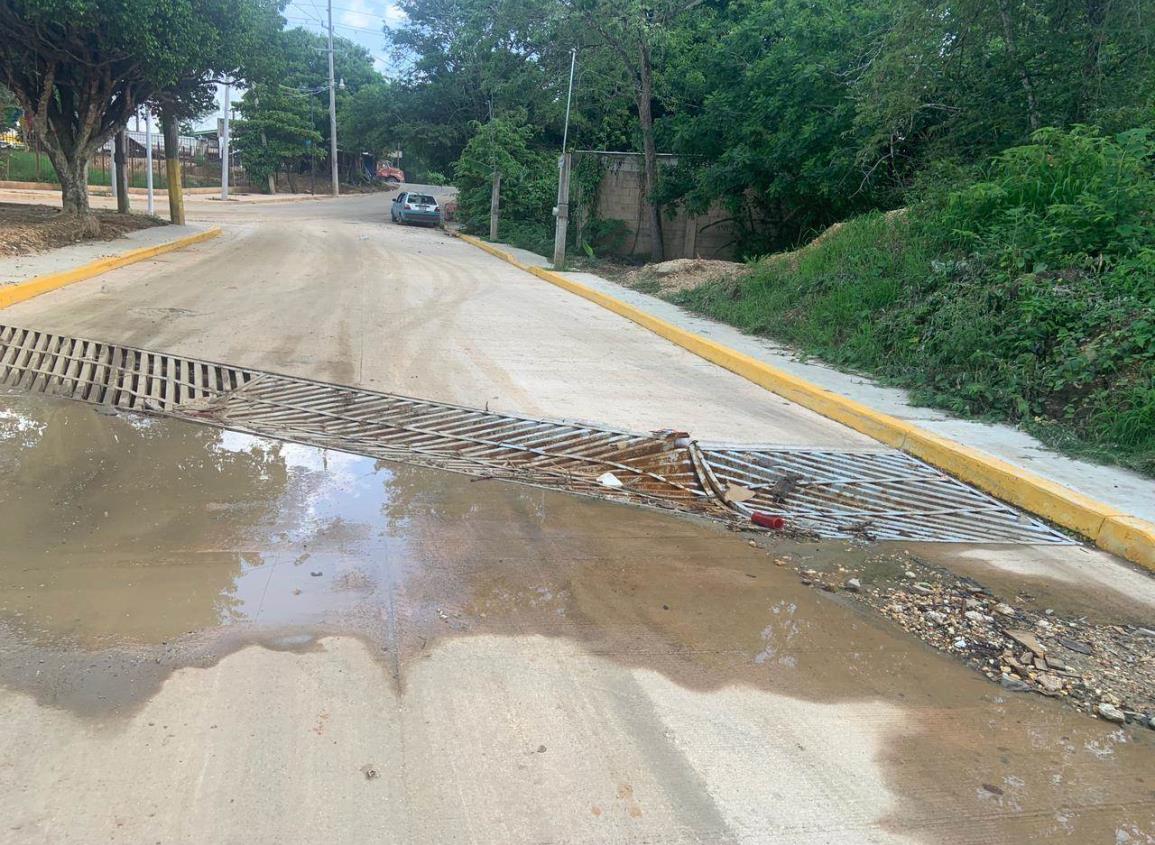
[{"xmin": 391, "ymin": 192, "xmax": 442, "ymax": 226}]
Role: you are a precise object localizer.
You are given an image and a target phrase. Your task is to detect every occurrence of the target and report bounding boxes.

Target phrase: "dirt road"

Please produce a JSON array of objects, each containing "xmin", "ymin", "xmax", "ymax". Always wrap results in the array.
[{"xmin": 1, "ymin": 192, "xmax": 1153, "ymax": 843}]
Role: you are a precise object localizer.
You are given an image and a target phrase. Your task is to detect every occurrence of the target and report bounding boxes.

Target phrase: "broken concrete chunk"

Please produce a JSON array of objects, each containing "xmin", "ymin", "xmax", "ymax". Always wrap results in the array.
[
  {"xmin": 597, "ymin": 472, "xmax": 623, "ymax": 489},
  {"xmin": 1096, "ymin": 702, "xmax": 1126, "ymax": 723},
  {"xmin": 1000, "ymin": 674, "xmax": 1030, "ymax": 692},
  {"xmin": 1004, "ymin": 629, "xmax": 1047, "ymax": 657},
  {"xmin": 1057, "ymin": 637, "xmax": 1093, "ymax": 655},
  {"xmin": 723, "ymin": 484, "xmax": 756, "ymax": 504}
]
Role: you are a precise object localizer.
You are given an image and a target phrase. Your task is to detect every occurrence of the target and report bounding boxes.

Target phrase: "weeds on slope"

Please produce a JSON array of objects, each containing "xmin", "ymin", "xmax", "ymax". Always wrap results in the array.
[{"xmin": 674, "ymin": 127, "xmax": 1155, "ymax": 476}]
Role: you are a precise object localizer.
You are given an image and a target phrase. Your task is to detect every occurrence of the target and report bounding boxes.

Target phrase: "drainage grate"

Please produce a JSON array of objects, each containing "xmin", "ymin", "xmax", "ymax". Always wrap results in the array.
[
  {"xmin": 695, "ymin": 445, "xmax": 1068, "ymax": 543},
  {"xmin": 0, "ymin": 323, "xmax": 1072, "ymax": 544},
  {"xmin": 0, "ymin": 324, "xmax": 254, "ymax": 410}
]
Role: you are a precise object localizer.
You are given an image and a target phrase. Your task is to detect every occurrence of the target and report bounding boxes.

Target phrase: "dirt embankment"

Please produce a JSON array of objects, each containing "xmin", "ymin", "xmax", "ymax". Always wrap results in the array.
[
  {"xmin": 615, "ymin": 210, "xmax": 909, "ymax": 296},
  {"xmin": 0, "ymin": 203, "xmax": 165, "ymax": 257},
  {"xmin": 621, "ymin": 257, "xmax": 745, "ymax": 295}
]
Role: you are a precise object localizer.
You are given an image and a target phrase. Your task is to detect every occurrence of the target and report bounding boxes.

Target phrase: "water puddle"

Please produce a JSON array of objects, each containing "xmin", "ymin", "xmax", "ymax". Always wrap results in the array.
[{"xmin": 0, "ymin": 391, "xmax": 1152, "ymax": 843}]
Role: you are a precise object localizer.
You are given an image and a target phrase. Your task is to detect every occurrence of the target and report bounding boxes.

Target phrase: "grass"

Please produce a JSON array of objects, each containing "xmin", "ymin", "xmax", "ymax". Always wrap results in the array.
[
  {"xmin": 671, "ymin": 127, "xmax": 1155, "ymax": 477},
  {"xmin": 0, "ymin": 148, "xmax": 222, "ymax": 189}
]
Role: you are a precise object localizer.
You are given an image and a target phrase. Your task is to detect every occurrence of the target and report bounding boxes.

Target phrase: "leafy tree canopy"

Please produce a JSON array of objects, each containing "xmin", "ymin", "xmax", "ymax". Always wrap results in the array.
[{"xmin": 0, "ymin": 0, "xmax": 284, "ymax": 219}]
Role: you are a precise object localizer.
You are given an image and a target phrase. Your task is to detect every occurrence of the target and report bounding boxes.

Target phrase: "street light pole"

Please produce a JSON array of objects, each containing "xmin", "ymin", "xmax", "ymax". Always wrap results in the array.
[
  {"xmin": 552, "ymin": 49, "xmax": 577, "ymax": 269},
  {"xmin": 145, "ymin": 109, "xmax": 155, "ymax": 215},
  {"xmin": 327, "ymin": 0, "xmax": 339, "ymax": 197}
]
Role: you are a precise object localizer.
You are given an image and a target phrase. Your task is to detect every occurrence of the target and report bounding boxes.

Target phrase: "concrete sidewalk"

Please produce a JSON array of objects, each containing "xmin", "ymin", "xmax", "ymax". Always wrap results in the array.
[
  {"xmin": 498, "ymin": 242, "xmax": 1155, "ymax": 526},
  {"xmin": 0, "ymin": 222, "xmax": 213, "ymax": 287}
]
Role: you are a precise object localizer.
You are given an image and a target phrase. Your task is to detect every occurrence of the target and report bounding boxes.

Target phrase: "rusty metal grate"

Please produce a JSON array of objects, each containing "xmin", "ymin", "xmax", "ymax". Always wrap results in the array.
[
  {"xmin": 0, "ymin": 324, "xmax": 253, "ymax": 410},
  {"xmin": 695, "ymin": 445, "xmax": 1069, "ymax": 543},
  {"xmin": 0, "ymin": 323, "xmax": 1073, "ymax": 544}
]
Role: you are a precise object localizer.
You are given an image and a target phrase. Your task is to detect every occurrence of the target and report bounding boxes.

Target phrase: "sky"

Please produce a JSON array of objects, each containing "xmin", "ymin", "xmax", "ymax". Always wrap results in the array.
[{"xmin": 282, "ymin": 0, "xmax": 407, "ymax": 76}]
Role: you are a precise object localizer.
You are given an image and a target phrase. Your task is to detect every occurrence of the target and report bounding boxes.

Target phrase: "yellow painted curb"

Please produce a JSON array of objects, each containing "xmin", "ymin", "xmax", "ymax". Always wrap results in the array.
[
  {"xmin": 1097, "ymin": 517, "xmax": 1155, "ymax": 570},
  {"xmin": 455, "ymin": 232, "xmax": 1155, "ymax": 572},
  {"xmin": 0, "ymin": 227, "xmax": 222, "ymax": 309}
]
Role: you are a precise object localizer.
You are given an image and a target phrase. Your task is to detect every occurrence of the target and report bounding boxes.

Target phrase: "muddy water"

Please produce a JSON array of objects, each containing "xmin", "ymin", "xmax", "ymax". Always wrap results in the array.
[{"xmin": 1, "ymin": 391, "xmax": 1152, "ymax": 843}]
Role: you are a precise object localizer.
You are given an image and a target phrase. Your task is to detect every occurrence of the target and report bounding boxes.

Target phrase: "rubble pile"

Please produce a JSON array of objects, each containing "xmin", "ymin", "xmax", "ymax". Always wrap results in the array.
[{"xmin": 786, "ymin": 553, "xmax": 1155, "ymax": 729}]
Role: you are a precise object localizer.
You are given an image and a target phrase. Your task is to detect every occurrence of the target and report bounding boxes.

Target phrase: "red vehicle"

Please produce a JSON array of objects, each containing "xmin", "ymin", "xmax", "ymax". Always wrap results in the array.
[{"xmin": 376, "ymin": 161, "xmax": 405, "ymax": 184}]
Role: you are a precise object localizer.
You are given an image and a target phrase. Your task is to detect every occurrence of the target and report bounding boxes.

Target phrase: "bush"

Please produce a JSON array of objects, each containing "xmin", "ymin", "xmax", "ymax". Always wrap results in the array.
[
  {"xmin": 453, "ymin": 114, "xmax": 556, "ymax": 252},
  {"xmin": 674, "ymin": 126, "xmax": 1155, "ymax": 474}
]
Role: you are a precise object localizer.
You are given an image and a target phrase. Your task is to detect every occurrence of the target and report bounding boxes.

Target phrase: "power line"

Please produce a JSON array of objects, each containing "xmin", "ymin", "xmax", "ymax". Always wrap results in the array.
[{"xmin": 285, "ymin": 15, "xmax": 385, "ymax": 36}]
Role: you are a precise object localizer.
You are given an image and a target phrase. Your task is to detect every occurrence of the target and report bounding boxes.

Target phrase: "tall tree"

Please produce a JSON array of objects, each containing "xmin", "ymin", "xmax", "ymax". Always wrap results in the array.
[
  {"xmin": 0, "ymin": 0, "xmax": 283, "ymax": 229},
  {"xmin": 559, "ymin": 0, "xmax": 704, "ymax": 261},
  {"xmin": 854, "ymin": 0, "xmax": 1155, "ymax": 187},
  {"xmin": 233, "ymin": 84, "xmax": 322, "ymax": 191}
]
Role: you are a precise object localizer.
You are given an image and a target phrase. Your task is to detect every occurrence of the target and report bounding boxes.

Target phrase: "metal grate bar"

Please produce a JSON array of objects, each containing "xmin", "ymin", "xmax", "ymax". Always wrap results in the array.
[{"xmin": 0, "ymin": 323, "xmax": 1074, "ymax": 544}]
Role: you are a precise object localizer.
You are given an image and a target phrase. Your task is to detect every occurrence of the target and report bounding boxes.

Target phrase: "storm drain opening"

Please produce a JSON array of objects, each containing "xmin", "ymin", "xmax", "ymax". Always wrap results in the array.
[{"xmin": 0, "ymin": 323, "xmax": 1073, "ymax": 545}]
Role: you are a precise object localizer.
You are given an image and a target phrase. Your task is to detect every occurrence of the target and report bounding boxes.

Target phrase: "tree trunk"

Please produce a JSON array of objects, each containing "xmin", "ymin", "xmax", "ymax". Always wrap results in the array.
[
  {"xmin": 1078, "ymin": 0, "xmax": 1107, "ymax": 119},
  {"xmin": 637, "ymin": 41, "xmax": 664, "ymax": 263},
  {"xmin": 114, "ymin": 131, "xmax": 130, "ymax": 213},
  {"xmin": 48, "ymin": 147, "xmax": 99, "ymax": 234},
  {"xmin": 161, "ymin": 114, "xmax": 185, "ymax": 225},
  {"xmin": 996, "ymin": 0, "xmax": 1041, "ymax": 133},
  {"xmin": 260, "ymin": 128, "xmax": 276, "ymax": 194}
]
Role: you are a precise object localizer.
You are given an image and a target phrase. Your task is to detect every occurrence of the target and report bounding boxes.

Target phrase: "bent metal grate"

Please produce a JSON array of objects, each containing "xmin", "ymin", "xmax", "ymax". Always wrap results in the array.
[{"xmin": 0, "ymin": 324, "xmax": 1072, "ymax": 544}]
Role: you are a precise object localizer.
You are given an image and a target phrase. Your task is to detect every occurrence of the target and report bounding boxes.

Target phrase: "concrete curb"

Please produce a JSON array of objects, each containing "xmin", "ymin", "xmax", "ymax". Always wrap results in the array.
[
  {"xmin": 0, "ymin": 227, "xmax": 222, "ymax": 309},
  {"xmin": 455, "ymin": 232, "xmax": 1155, "ymax": 572}
]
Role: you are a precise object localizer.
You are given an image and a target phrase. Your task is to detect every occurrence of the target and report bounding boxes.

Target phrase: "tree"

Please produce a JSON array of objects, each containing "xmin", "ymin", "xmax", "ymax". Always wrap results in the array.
[
  {"xmin": 0, "ymin": 0, "xmax": 283, "ymax": 228},
  {"xmin": 233, "ymin": 84, "xmax": 322, "ymax": 192},
  {"xmin": 0, "ymin": 86, "xmax": 18, "ymax": 130},
  {"xmin": 659, "ymin": 0, "xmax": 894, "ymax": 252},
  {"xmin": 387, "ymin": 0, "xmax": 575, "ymax": 174},
  {"xmin": 558, "ymin": 0, "xmax": 709, "ymax": 261},
  {"xmin": 340, "ymin": 82, "xmax": 402, "ymax": 158},
  {"xmin": 454, "ymin": 114, "xmax": 556, "ymax": 237},
  {"xmin": 853, "ymin": 0, "xmax": 1155, "ymax": 189},
  {"xmin": 232, "ymin": 27, "xmax": 381, "ymax": 189}
]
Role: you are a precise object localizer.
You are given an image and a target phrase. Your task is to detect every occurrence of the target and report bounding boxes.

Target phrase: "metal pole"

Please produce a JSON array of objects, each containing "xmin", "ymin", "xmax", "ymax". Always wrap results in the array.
[
  {"xmin": 552, "ymin": 52, "xmax": 577, "ymax": 269},
  {"xmin": 561, "ymin": 49, "xmax": 576, "ymax": 153},
  {"xmin": 327, "ymin": 0, "xmax": 339, "ymax": 197},
  {"xmin": 221, "ymin": 82, "xmax": 231, "ymax": 201},
  {"xmin": 145, "ymin": 110, "xmax": 154, "ymax": 214},
  {"xmin": 109, "ymin": 143, "xmax": 117, "ymax": 202}
]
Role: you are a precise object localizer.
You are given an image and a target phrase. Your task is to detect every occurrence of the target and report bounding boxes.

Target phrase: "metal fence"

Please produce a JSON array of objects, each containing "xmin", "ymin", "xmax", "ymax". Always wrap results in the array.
[{"xmin": 0, "ymin": 127, "xmax": 246, "ymax": 190}]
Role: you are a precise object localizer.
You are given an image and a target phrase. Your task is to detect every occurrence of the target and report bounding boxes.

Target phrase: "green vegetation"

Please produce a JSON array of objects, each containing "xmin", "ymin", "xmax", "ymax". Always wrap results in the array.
[
  {"xmin": 386, "ymin": 0, "xmax": 1154, "ymax": 257},
  {"xmin": 1, "ymin": 0, "xmax": 283, "ymax": 220},
  {"xmin": 673, "ymin": 128, "xmax": 1155, "ymax": 474},
  {"xmin": 453, "ymin": 115, "xmax": 557, "ymax": 253}
]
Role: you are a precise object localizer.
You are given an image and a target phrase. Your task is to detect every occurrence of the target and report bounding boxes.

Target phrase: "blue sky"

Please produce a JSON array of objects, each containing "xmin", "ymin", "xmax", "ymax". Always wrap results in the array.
[{"xmin": 282, "ymin": 0, "xmax": 407, "ymax": 75}]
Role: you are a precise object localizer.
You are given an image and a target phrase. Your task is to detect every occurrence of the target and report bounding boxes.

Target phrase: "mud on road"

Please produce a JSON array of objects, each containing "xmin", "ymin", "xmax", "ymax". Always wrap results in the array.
[{"xmin": 2, "ymin": 391, "xmax": 1153, "ymax": 843}]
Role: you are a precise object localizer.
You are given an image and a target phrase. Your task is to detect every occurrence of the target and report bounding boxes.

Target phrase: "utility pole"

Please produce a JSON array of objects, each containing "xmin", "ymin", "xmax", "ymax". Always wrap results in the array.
[
  {"xmin": 145, "ymin": 109, "xmax": 155, "ymax": 215},
  {"xmin": 327, "ymin": 0, "xmax": 339, "ymax": 196},
  {"xmin": 552, "ymin": 49, "xmax": 577, "ymax": 268},
  {"xmin": 220, "ymin": 81, "xmax": 231, "ymax": 201},
  {"xmin": 552, "ymin": 153, "xmax": 571, "ymax": 268},
  {"xmin": 489, "ymin": 170, "xmax": 501, "ymax": 240}
]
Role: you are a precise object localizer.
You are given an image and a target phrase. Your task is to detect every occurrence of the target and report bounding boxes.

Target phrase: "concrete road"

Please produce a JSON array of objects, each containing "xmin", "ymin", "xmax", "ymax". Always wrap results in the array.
[
  {"xmin": 0, "ymin": 190, "xmax": 871, "ymax": 446},
  {"xmin": 1, "ymin": 192, "xmax": 1153, "ymax": 844}
]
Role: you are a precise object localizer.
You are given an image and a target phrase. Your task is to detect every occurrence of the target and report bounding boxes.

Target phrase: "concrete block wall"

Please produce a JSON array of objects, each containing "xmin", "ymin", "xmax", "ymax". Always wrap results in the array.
[{"xmin": 583, "ymin": 154, "xmax": 740, "ymax": 260}]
